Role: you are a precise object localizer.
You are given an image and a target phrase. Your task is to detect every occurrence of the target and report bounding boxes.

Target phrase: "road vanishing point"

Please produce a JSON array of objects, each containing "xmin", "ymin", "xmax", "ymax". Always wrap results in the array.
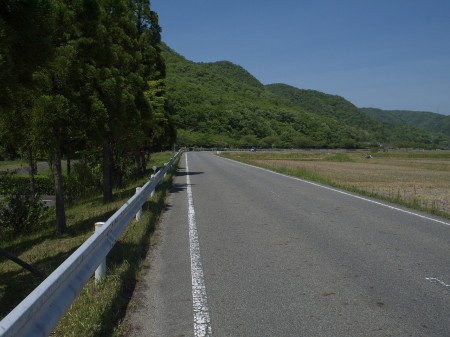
[{"xmin": 124, "ymin": 152, "xmax": 450, "ymax": 337}]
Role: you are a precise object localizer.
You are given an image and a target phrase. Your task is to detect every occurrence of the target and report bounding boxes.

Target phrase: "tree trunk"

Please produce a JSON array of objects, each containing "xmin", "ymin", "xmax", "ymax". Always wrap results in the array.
[
  {"xmin": 135, "ymin": 152, "xmax": 142, "ymax": 178},
  {"xmin": 27, "ymin": 144, "xmax": 36, "ymax": 204},
  {"xmin": 66, "ymin": 151, "xmax": 71, "ymax": 176},
  {"xmin": 53, "ymin": 139, "xmax": 66, "ymax": 234},
  {"xmin": 140, "ymin": 151, "xmax": 147, "ymax": 175},
  {"xmin": 102, "ymin": 140, "xmax": 113, "ymax": 203}
]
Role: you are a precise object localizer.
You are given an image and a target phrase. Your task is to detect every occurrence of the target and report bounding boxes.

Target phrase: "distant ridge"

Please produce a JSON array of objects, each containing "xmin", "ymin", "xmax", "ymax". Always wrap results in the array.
[
  {"xmin": 360, "ymin": 108, "xmax": 450, "ymax": 135},
  {"xmin": 265, "ymin": 83, "xmax": 378, "ymax": 131}
]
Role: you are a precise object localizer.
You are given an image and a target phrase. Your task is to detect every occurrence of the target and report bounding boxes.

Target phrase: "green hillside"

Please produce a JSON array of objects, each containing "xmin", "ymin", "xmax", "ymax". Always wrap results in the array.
[
  {"xmin": 163, "ymin": 45, "xmax": 448, "ymax": 149},
  {"xmin": 265, "ymin": 84, "xmax": 377, "ymax": 130},
  {"xmin": 361, "ymin": 108, "xmax": 450, "ymax": 135}
]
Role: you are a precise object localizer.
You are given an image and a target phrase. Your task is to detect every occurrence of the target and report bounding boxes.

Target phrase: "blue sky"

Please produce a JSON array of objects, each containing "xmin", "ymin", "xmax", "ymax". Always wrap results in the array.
[{"xmin": 152, "ymin": 0, "xmax": 450, "ymax": 115}]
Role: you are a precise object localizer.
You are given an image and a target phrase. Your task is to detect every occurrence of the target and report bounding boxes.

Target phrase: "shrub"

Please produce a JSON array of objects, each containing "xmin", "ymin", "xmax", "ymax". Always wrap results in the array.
[
  {"xmin": 0, "ymin": 180, "xmax": 50, "ymax": 235},
  {"xmin": 64, "ymin": 161, "xmax": 102, "ymax": 201},
  {"xmin": 0, "ymin": 174, "xmax": 53, "ymax": 195}
]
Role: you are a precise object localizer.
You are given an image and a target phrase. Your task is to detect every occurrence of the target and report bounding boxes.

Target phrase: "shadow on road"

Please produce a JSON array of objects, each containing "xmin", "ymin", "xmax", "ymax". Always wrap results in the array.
[
  {"xmin": 169, "ymin": 169, "xmax": 204, "ymax": 194},
  {"xmin": 175, "ymin": 171, "xmax": 204, "ymax": 177}
]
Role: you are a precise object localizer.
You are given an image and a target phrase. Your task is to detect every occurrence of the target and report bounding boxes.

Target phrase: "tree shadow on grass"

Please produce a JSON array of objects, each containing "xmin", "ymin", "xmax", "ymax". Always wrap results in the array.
[
  {"xmin": 0, "ymin": 229, "xmax": 55, "ymax": 262},
  {"xmin": 0, "ymin": 207, "xmax": 125, "ymax": 321},
  {"xmin": 0, "ymin": 249, "xmax": 76, "ymax": 319},
  {"xmin": 0, "ymin": 207, "xmax": 118, "ymax": 261},
  {"xmin": 66, "ymin": 209, "xmax": 117, "ymax": 237},
  {"xmin": 93, "ymin": 195, "xmax": 172, "ymax": 336},
  {"xmin": 0, "ymin": 170, "xmax": 177, "ymax": 331},
  {"xmin": 113, "ymin": 186, "xmax": 142, "ymax": 202}
]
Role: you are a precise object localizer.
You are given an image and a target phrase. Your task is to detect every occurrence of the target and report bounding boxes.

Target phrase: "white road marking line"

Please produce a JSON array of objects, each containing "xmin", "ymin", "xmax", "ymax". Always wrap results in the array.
[
  {"xmin": 186, "ymin": 154, "xmax": 212, "ymax": 337},
  {"xmin": 425, "ymin": 277, "xmax": 450, "ymax": 287},
  {"xmin": 219, "ymin": 155, "xmax": 450, "ymax": 227}
]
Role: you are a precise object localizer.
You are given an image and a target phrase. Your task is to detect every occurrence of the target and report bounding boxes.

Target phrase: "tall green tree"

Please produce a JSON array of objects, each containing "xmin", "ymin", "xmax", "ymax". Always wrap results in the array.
[
  {"xmin": 1, "ymin": 0, "xmax": 173, "ymax": 234},
  {"xmin": 30, "ymin": 3, "xmax": 80, "ymax": 234},
  {"xmin": 0, "ymin": 0, "xmax": 57, "ymax": 203}
]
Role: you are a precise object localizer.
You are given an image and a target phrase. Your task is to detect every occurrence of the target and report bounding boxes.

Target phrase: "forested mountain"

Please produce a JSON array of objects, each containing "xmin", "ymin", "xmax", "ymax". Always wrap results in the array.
[
  {"xmin": 265, "ymin": 84, "xmax": 377, "ymax": 130},
  {"xmin": 361, "ymin": 108, "xmax": 450, "ymax": 135},
  {"xmin": 163, "ymin": 45, "xmax": 448, "ymax": 149}
]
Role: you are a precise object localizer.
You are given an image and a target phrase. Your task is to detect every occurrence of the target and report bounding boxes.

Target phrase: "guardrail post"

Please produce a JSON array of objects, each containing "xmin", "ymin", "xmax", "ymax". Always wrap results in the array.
[
  {"xmin": 164, "ymin": 163, "xmax": 168, "ymax": 177},
  {"xmin": 94, "ymin": 222, "xmax": 106, "ymax": 284},
  {"xmin": 150, "ymin": 174, "xmax": 155, "ymax": 198},
  {"xmin": 135, "ymin": 187, "xmax": 142, "ymax": 221}
]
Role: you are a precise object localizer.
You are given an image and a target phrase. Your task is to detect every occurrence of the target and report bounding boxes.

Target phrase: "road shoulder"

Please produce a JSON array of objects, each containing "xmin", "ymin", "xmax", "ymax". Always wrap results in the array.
[{"xmin": 123, "ymin": 163, "xmax": 194, "ymax": 337}]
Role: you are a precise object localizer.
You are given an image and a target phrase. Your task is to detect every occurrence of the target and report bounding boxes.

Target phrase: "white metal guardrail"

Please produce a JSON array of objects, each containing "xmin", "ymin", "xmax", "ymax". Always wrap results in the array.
[{"xmin": 0, "ymin": 150, "xmax": 182, "ymax": 337}]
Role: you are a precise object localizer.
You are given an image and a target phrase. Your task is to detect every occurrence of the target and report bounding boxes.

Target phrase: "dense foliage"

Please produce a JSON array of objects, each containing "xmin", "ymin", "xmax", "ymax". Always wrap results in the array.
[
  {"xmin": 361, "ymin": 108, "xmax": 450, "ymax": 136},
  {"xmin": 163, "ymin": 46, "xmax": 448, "ymax": 149},
  {"xmin": 0, "ymin": 174, "xmax": 51, "ymax": 234},
  {"xmin": 0, "ymin": 1, "xmax": 174, "ymax": 234}
]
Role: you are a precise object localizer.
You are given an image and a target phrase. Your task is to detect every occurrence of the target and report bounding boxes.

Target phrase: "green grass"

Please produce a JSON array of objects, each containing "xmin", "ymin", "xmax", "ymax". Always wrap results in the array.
[
  {"xmin": 52, "ymin": 177, "xmax": 174, "ymax": 337},
  {"xmin": 321, "ymin": 153, "xmax": 354, "ymax": 162},
  {"xmin": 371, "ymin": 150, "xmax": 450, "ymax": 160},
  {"xmin": 222, "ymin": 149, "xmax": 450, "ymax": 162},
  {"xmin": 220, "ymin": 150, "xmax": 360, "ymax": 163},
  {"xmin": 0, "ymin": 160, "xmax": 26, "ymax": 172},
  {"xmin": 0, "ymin": 151, "xmax": 178, "ymax": 336}
]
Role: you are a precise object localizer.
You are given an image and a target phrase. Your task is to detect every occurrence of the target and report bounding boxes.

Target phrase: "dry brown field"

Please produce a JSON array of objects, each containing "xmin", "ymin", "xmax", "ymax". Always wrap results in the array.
[{"xmin": 224, "ymin": 150, "xmax": 450, "ymax": 216}]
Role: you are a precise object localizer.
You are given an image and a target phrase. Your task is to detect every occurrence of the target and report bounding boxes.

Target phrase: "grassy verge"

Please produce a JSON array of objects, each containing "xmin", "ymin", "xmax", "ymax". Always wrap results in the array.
[
  {"xmin": 52, "ymin": 175, "xmax": 175, "ymax": 337},
  {"xmin": 220, "ymin": 151, "xmax": 450, "ymax": 220},
  {"xmin": 0, "ymin": 160, "xmax": 26, "ymax": 171},
  {"xmin": 0, "ymin": 151, "xmax": 178, "ymax": 336}
]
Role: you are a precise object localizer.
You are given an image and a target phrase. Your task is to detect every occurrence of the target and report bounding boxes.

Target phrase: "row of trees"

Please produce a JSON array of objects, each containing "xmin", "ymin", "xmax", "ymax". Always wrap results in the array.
[{"xmin": 0, "ymin": 0, "xmax": 175, "ymax": 234}]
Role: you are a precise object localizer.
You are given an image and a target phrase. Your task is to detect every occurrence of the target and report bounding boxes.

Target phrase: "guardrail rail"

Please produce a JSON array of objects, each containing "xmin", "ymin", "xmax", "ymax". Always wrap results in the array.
[{"xmin": 0, "ymin": 150, "xmax": 182, "ymax": 337}]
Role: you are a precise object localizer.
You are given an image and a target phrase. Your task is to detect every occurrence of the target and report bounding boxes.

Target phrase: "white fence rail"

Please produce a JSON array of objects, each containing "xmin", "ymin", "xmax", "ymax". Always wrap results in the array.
[{"xmin": 0, "ymin": 151, "xmax": 182, "ymax": 337}]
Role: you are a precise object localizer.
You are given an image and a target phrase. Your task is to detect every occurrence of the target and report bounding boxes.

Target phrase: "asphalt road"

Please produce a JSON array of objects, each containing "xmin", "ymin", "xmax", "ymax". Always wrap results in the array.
[{"xmin": 124, "ymin": 152, "xmax": 450, "ymax": 337}]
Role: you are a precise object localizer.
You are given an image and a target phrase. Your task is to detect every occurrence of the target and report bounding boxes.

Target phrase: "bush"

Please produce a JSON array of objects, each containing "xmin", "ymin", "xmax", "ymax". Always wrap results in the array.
[
  {"xmin": 64, "ymin": 161, "xmax": 102, "ymax": 201},
  {"xmin": 0, "ymin": 174, "xmax": 53, "ymax": 195},
  {"xmin": 0, "ymin": 184, "xmax": 50, "ymax": 235}
]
